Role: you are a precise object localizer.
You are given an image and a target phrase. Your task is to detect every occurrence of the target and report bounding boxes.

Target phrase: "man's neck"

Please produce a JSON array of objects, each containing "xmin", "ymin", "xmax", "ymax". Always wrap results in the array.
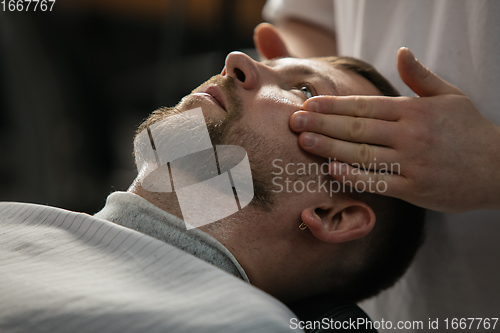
[
  {"xmin": 95, "ymin": 191, "xmax": 249, "ymax": 281},
  {"xmin": 199, "ymin": 208, "xmax": 323, "ymax": 303},
  {"xmin": 128, "ymin": 181, "xmax": 183, "ymax": 220},
  {"xmin": 128, "ymin": 180, "xmax": 322, "ymax": 302}
]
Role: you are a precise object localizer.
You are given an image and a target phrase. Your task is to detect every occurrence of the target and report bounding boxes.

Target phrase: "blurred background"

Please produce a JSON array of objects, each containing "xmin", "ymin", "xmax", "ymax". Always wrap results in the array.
[{"xmin": 0, "ymin": 0, "xmax": 266, "ymax": 213}]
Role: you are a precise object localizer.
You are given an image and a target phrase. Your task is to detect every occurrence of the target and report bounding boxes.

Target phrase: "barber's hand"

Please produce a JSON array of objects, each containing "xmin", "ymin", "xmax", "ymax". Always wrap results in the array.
[
  {"xmin": 254, "ymin": 22, "xmax": 291, "ymax": 60},
  {"xmin": 254, "ymin": 21, "xmax": 337, "ymax": 59},
  {"xmin": 290, "ymin": 47, "xmax": 500, "ymax": 212}
]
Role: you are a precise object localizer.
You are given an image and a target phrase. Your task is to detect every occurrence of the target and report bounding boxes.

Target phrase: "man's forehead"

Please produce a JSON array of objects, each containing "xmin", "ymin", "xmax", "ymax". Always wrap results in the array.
[
  {"xmin": 262, "ymin": 57, "xmax": 381, "ymax": 96},
  {"xmin": 262, "ymin": 57, "xmax": 334, "ymax": 74},
  {"xmin": 263, "ymin": 57, "xmax": 340, "ymax": 94}
]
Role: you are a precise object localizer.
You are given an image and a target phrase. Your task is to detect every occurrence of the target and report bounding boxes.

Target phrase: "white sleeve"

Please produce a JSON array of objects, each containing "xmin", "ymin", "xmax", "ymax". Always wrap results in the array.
[{"xmin": 262, "ymin": 0, "xmax": 335, "ymax": 34}]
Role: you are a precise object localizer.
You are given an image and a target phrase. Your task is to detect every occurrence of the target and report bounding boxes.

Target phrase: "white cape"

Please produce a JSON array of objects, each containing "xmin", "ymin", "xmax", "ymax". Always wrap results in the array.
[{"xmin": 0, "ymin": 201, "xmax": 298, "ymax": 332}]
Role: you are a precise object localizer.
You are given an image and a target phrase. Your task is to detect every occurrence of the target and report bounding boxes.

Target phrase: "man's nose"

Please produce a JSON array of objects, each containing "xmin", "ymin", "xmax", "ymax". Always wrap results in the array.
[{"xmin": 221, "ymin": 52, "xmax": 259, "ymax": 90}]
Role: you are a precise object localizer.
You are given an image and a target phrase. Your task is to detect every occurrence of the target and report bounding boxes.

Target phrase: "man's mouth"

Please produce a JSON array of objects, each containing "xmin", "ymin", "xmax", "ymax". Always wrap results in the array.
[{"xmin": 194, "ymin": 85, "xmax": 227, "ymax": 112}]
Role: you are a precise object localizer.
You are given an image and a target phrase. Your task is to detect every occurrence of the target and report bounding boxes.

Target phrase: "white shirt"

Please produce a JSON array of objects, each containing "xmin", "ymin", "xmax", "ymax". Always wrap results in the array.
[
  {"xmin": 0, "ymin": 193, "xmax": 299, "ymax": 333},
  {"xmin": 263, "ymin": 1, "xmax": 500, "ymax": 331}
]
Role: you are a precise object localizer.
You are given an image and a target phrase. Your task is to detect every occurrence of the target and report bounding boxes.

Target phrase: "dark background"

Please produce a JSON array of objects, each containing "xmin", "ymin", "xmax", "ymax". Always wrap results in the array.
[{"xmin": 0, "ymin": 0, "xmax": 266, "ymax": 214}]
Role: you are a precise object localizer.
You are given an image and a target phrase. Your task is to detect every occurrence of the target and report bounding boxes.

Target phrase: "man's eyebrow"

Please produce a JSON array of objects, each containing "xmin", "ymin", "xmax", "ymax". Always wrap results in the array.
[{"xmin": 262, "ymin": 59, "xmax": 338, "ymax": 94}]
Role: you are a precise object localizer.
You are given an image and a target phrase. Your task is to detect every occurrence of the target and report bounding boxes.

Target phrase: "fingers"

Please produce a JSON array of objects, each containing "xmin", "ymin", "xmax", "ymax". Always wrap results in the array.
[
  {"xmin": 397, "ymin": 47, "xmax": 465, "ymax": 97},
  {"xmin": 253, "ymin": 23, "xmax": 291, "ymax": 60},
  {"xmin": 329, "ymin": 161, "xmax": 407, "ymax": 196},
  {"xmin": 290, "ymin": 111, "xmax": 396, "ymax": 146},
  {"xmin": 303, "ymin": 95, "xmax": 403, "ymax": 121},
  {"xmin": 297, "ymin": 132, "xmax": 400, "ymax": 170}
]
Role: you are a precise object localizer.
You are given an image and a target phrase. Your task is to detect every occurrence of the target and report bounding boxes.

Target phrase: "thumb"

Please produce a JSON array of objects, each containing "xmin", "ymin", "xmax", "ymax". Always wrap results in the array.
[
  {"xmin": 253, "ymin": 22, "xmax": 291, "ymax": 60},
  {"xmin": 397, "ymin": 47, "xmax": 465, "ymax": 97}
]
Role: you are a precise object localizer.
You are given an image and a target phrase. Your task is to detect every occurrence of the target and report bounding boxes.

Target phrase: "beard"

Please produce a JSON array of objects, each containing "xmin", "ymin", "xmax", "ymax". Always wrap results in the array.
[{"xmin": 136, "ymin": 74, "xmax": 280, "ymax": 212}]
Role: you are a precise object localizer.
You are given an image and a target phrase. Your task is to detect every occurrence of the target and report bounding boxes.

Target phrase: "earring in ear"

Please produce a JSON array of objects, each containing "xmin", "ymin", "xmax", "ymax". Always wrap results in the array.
[{"xmin": 299, "ymin": 222, "xmax": 308, "ymax": 230}]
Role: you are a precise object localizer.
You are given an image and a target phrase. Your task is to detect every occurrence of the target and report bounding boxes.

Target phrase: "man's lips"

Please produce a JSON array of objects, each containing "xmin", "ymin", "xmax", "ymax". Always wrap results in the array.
[{"xmin": 194, "ymin": 86, "xmax": 227, "ymax": 112}]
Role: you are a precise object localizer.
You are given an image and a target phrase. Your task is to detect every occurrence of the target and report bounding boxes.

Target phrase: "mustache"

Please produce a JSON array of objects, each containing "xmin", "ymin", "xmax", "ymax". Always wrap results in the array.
[
  {"xmin": 135, "ymin": 74, "xmax": 242, "ymax": 143},
  {"xmin": 192, "ymin": 74, "xmax": 242, "ymax": 117}
]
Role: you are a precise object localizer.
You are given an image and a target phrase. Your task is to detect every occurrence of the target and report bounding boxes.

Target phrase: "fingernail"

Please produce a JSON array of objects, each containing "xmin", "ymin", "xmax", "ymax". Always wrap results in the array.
[
  {"xmin": 305, "ymin": 100, "xmax": 319, "ymax": 112},
  {"xmin": 303, "ymin": 133, "xmax": 317, "ymax": 147},
  {"xmin": 292, "ymin": 113, "xmax": 307, "ymax": 129},
  {"xmin": 400, "ymin": 46, "xmax": 416, "ymax": 62}
]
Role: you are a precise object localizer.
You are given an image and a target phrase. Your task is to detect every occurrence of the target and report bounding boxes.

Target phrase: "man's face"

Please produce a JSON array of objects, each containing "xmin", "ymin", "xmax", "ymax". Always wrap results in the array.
[
  {"xmin": 150, "ymin": 52, "xmax": 382, "ymax": 209},
  {"xmin": 177, "ymin": 52, "xmax": 381, "ymax": 155}
]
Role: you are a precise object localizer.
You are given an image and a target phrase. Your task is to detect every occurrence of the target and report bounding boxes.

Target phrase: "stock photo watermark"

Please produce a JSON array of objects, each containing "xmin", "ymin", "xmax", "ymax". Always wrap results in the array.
[{"xmin": 271, "ymin": 158, "xmax": 400, "ymax": 195}]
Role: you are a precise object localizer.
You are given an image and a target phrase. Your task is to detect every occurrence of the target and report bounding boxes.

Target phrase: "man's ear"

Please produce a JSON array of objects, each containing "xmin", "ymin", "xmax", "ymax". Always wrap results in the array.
[{"xmin": 300, "ymin": 197, "xmax": 376, "ymax": 243}]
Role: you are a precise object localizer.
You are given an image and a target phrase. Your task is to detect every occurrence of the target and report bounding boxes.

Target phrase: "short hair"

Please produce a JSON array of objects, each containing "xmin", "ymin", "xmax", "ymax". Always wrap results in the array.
[
  {"xmin": 312, "ymin": 56, "xmax": 426, "ymax": 303},
  {"xmin": 316, "ymin": 56, "xmax": 400, "ymax": 97}
]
